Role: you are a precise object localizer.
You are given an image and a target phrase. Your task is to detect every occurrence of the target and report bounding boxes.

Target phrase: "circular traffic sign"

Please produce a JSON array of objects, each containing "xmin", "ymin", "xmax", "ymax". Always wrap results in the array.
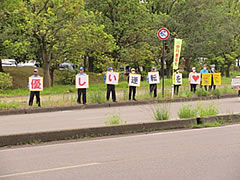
[{"xmin": 157, "ymin": 28, "xmax": 170, "ymax": 40}]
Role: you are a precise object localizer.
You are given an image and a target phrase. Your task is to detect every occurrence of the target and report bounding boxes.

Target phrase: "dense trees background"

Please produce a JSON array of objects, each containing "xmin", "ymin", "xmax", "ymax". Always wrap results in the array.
[{"xmin": 0, "ymin": 0, "xmax": 239, "ymax": 87}]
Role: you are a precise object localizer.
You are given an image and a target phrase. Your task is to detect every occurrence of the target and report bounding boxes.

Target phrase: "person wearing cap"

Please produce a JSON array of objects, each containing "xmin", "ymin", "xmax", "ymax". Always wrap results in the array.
[
  {"xmin": 147, "ymin": 67, "xmax": 158, "ymax": 98},
  {"xmin": 189, "ymin": 67, "xmax": 198, "ymax": 92},
  {"xmin": 200, "ymin": 64, "xmax": 209, "ymax": 91},
  {"xmin": 127, "ymin": 68, "xmax": 137, "ymax": 101},
  {"xmin": 28, "ymin": 69, "xmax": 41, "ymax": 107},
  {"xmin": 209, "ymin": 64, "xmax": 216, "ymax": 90},
  {"xmin": 77, "ymin": 67, "xmax": 87, "ymax": 104},
  {"xmin": 104, "ymin": 67, "xmax": 117, "ymax": 102},
  {"xmin": 173, "ymin": 69, "xmax": 181, "ymax": 95}
]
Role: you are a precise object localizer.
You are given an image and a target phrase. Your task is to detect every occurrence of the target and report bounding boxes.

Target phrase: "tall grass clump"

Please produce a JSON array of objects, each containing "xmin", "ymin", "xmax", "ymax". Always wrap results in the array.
[
  {"xmin": 198, "ymin": 104, "xmax": 219, "ymax": 117},
  {"xmin": 152, "ymin": 104, "xmax": 169, "ymax": 121},
  {"xmin": 196, "ymin": 88, "xmax": 209, "ymax": 97},
  {"xmin": 88, "ymin": 90, "xmax": 106, "ymax": 104},
  {"xmin": 178, "ymin": 105, "xmax": 197, "ymax": 119},
  {"xmin": 104, "ymin": 113, "xmax": 122, "ymax": 125},
  {"xmin": 0, "ymin": 100, "xmax": 21, "ymax": 110}
]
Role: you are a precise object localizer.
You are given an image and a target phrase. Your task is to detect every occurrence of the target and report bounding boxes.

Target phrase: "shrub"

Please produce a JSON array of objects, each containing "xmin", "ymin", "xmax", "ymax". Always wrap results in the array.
[
  {"xmin": 55, "ymin": 70, "xmax": 76, "ymax": 85},
  {"xmin": 198, "ymin": 104, "xmax": 218, "ymax": 117},
  {"xmin": 88, "ymin": 90, "xmax": 106, "ymax": 104},
  {"xmin": 211, "ymin": 89, "xmax": 221, "ymax": 97},
  {"xmin": 152, "ymin": 104, "xmax": 169, "ymax": 120},
  {"xmin": 178, "ymin": 105, "xmax": 197, "ymax": 119},
  {"xmin": 0, "ymin": 72, "xmax": 13, "ymax": 90},
  {"xmin": 196, "ymin": 88, "xmax": 209, "ymax": 97}
]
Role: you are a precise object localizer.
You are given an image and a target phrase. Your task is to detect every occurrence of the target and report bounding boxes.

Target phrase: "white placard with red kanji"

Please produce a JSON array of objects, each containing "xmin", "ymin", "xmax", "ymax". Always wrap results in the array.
[
  {"xmin": 148, "ymin": 72, "xmax": 160, "ymax": 84},
  {"xmin": 105, "ymin": 72, "xmax": 119, "ymax": 85},
  {"xmin": 76, "ymin": 75, "xmax": 89, "ymax": 89},
  {"xmin": 129, "ymin": 74, "xmax": 141, "ymax": 87},
  {"xmin": 29, "ymin": 77, "xmax": 43, "ymax": 91},
  {"xmin": 190, "ymin": 73, "xmax": 201, "ymax": 84}
]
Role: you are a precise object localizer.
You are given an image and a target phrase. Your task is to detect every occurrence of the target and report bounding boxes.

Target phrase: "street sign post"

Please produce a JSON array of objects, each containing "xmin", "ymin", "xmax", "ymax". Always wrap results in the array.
[{"xmin": 157, "ymin": 28, "xmax": 170, "ymax": 98}]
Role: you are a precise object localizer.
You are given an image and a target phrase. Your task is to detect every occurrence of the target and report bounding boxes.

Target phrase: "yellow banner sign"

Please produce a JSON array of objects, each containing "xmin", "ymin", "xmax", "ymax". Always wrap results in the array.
[
  {"xmin": 201, "ymin": 73, "xmax": 212, "ymax": 85},
  {"xmin": 213, "ymin": 73, "xmax": 221, "ymax": 85}
]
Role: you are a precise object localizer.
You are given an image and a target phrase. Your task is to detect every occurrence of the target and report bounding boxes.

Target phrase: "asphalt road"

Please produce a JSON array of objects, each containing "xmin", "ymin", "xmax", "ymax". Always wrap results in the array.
[
  {"xmin": 1, "ymin": 124, "xmax": 240, "ymax": 180},
  {"xmin": 0, "ymin": 97, "xmax": 240, "ymax": 136}
]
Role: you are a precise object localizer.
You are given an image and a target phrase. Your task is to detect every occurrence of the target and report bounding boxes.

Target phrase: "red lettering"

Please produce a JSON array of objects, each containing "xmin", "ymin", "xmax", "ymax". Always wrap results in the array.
[
  {"xmin": 79, "ymin": 77, "xmax": 86, "ymax": 86},
  {"xmin": 31, "ymin": 79, "xmax": 41, "ymax": 89}
]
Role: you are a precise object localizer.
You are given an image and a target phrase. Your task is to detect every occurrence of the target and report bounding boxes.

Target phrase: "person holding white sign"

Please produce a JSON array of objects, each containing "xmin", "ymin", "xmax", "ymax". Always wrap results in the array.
[
  {"xmin": 127, "ymin": 68, "xmax": 138, "ymax": 101},
  {"xmin": 173, "ymin": 69, "xmax": 182, "ymax": 95},
  {"xmin": 147, "ymin": 67, "xmax": 159, "ymax": 98},
  {"xmin": 189, "ymin": 67, "xmax": 199, "ymax": 93},
  {"xmin": 104, "ymin": 67, "xmax": 117, "ymax": 102},
  {"xmin": 28, "ymin": 69, "xmax": 41, "ymax": 107},
  {"xmin": 76, "ymin": 67, "xmax": 87, "ymax": 104}
]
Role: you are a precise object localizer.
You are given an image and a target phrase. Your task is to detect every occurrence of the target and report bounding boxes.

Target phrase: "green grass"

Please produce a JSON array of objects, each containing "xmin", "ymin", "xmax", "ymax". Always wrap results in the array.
[
  {"xmin": 193, "ymin": 121, "xmax": 224, "ymax": 128},
  {"xmin": 198, "ymin": 104, "xmax": 219, "ymax": 117},
  {"xmin": 178, "ymin": 105, "xmax": 198, "ymax": 119},
  {"xmin": 152, "ymin": 104, "xmax": 169, "ymax": 121},
  {"xmin": 104, "ymin": 113, "xmax": 123, "ymax": 125},
  {"xmin": 0, "ymin": 100, "xmax": 21, "ymax": 109}
]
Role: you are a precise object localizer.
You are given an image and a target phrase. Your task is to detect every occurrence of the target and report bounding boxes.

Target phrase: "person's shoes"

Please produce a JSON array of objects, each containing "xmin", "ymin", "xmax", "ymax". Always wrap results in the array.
[
  {"xmin": 133, "ymin": 99, "xmax": 137, "ymax": 101},
  {"xmin": 129, "ymin": 99, "xmax": 131, "ymax": 101},
  {"xmin": 113, "ymin": 100, "xmax": 118, "ymax": 102},
  {"xmin": 77, "ymin": 102, "xmax": 81, "ymax": 104},
  {"xmin": 83, "ymin": 102, "xmax": 86, "ymax": 105}
]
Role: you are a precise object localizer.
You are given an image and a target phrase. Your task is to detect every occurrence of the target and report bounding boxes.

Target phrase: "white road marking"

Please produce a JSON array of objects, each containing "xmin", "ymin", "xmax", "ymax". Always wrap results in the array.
[
  {"xmin": 0, "ymin": 163, "xmax": 100, "ymax": 178},
  {"xmin": 1, "ymin": 123, "xmax": 240, "ymax": 153}
]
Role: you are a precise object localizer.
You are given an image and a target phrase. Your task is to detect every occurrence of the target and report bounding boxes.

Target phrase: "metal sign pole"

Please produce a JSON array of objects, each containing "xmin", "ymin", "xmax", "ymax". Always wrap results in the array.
[{"xmin": 162, "ymin": 40, "xmax": 165, "ymax": 98}]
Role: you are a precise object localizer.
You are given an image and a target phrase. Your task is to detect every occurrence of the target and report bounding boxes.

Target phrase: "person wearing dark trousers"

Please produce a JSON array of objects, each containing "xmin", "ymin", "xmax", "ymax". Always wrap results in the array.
[
  {"xmin": 128, "ymin": 68, "xmax": 137, "ymax": 101},
  {"xmin": 28, "ymin": 69, "xmax": 41, "ymax": 107},
  {"xmin": 200, "ymin": 64, "xmax": 209, "ymax": 91},
  {"xmin": 104, "ymin": 67, "xmax": 117, "ymax": 102},
  {"xmin": 173, "ymin": 69, "xmax": 181, "ymax": 95},
  {"xmin": 209, "ymin": 64, "xmax": 216, "ymax": 91},
  {"xmin": 189, "ymin": 67, "xmax": 198, "ymax": 93},
  {"xmin": 147, "ymin": 67, "xmax": 158, "ymax": 98},
  {"xmin": 77, "ymin": 67, "xmax": 87, "ymax": 104}
]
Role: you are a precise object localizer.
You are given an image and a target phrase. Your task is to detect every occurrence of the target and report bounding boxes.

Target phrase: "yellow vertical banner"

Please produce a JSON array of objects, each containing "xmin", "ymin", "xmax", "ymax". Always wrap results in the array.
[
  {"xmin": 173, "ymin": 38, "xmax": 182, "ymax": 70},
  {"xmin": 202, "ymin": 73, "xmax": 212, "ymax": 85},
  {"xmin": 213, "ymin": 73, "xmax": 221, "ymax": 85}
]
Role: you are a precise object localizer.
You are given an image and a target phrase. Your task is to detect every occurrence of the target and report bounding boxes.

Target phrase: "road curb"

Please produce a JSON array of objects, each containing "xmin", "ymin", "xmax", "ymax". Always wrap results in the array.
[
  {"xmin": 0, "ymin": 118, "xmax": 196, "ymax": 147},
  {"xmin": 0, "ymin": 94, "xmax": 238, "ymax": 116},
  {"xmin": 1, "ymin": 113, "xmax": 240, "ymax": 147}
]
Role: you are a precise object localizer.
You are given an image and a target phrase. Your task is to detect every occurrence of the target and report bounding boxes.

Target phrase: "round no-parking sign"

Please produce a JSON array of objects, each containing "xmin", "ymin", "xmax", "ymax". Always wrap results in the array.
[{"xmin": 157, "ymin": 28, "xmax": 170, "ymax": 40}]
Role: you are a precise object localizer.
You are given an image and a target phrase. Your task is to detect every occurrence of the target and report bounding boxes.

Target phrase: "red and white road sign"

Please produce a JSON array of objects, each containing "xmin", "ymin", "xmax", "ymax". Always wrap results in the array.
[{"xmin": 157, "ymin": 28, "xmax": 170, "ymax": 40}]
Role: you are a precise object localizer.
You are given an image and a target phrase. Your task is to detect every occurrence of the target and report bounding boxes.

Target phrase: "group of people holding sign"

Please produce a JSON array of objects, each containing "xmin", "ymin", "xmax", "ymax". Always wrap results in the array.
[
  {"xmin": 28, "ymin": 64, "xmax": 224, "ymax": 106},
  {"xmin": 188, "ymin": 64, "xmax": 221, "ymax": 93}
]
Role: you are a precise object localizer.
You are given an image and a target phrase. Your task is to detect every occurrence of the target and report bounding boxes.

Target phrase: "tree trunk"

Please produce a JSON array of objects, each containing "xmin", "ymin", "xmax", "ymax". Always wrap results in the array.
[
  {"xmin": 84, "ymin": 56, "xmax": 87, "ymax": 71},
  {"xmin": 165, "ymin": 59, "xmax": 172, "ymax": 78},
  {"xmin": 185, "ymin": 58, "xmax": 191, "ymax": 73},
  {"xmin": 88, "ymin": 56, "xmax": 94, "ymax": 72},
  {"xmin": 43, "ymin": 63, "xmax": 51, "ymax": 88},
  {"xmin": 50, "ymin": 68, "xmax": 55, "ymax": 87},
  {"xmin": 0, "ymin": 59, "xmax": 4, "ymax": 72},
  {"xmin": 226, "ymin": 63, "xmax": 231, "ymax": 77}
]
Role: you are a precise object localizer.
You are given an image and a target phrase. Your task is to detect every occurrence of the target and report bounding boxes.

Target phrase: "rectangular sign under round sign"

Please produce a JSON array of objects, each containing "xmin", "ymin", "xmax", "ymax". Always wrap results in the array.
[
  {"xmin": 29, "ymin": 77, "xmax": 43, "ymax": 91},
  {"xmin": 76, "ymin": 75, "xmax": 89, "ymax": 89}
]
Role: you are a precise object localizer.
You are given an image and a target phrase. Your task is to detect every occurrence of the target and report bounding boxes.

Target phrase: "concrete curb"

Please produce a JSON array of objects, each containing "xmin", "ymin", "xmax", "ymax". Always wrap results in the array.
[
  {"xmin": 0, "ymin": 94, "xmax": 238, "ymax": 116},
  {"xmin": 1, "ymin": 113, "xmax": 240, "ymax": 147}
]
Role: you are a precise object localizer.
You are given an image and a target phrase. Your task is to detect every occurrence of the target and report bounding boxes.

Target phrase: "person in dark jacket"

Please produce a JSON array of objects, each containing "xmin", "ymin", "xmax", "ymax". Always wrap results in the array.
[
  {"xmin": 128, "ymin": 68, "xmax": 137, "ymax": 101},
  {"xmin": 104, "ymin": 67, "xmax": 117, "ymax": 102},
  {"xmin": 147, "ymin": 67, "xmax": 158, "ymax": 98},
  {"xmin": 77, "ymin": 67, "xmax": 87, "ymax": 104},
  {"xmin": 28, "ymin": 69, "xmax": 41, "ymax": 107}
]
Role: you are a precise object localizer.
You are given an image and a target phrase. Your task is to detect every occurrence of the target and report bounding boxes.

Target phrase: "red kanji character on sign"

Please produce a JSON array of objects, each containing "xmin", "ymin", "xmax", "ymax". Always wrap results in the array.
[{"xmin": 31, "ymin": 79, "xmax": 41, "ymax": 89}]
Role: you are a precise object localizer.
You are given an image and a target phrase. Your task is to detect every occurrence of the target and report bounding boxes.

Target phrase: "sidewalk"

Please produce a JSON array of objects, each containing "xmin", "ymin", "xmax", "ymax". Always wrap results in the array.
[{"xmin": 0, "ymin": 97, "xmax": 239, "ymax": 136}]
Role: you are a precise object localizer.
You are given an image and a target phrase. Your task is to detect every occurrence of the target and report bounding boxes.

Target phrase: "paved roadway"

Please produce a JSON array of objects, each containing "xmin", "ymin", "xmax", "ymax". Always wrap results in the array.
[
  {"xmin": 0, "ymin": 97, "xmax": 239, "ymax": 136},
  {"xmin": 1, "ymin": 124, "xmax": 240, "ymax": 180}
]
